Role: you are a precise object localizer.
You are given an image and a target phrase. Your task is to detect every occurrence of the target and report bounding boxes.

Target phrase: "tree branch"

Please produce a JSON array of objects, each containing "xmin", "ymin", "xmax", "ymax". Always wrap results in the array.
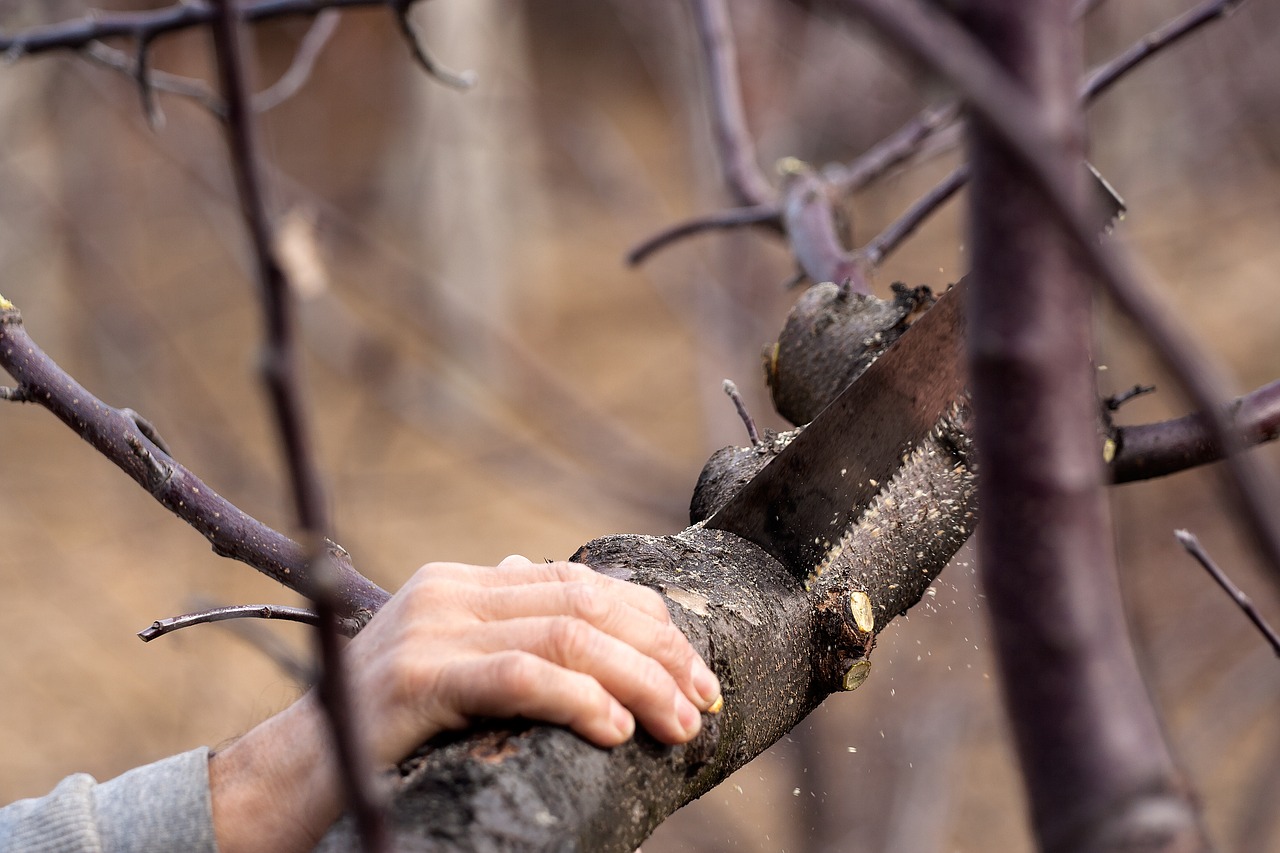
[
  {"xmin": 138, "ymin": 603, "xmax": 320, "ymax": 642},
  {"xmin": 205, "ymin": 0, "xmax": 388, "ymax": 848},
  {"xmin": 689, "ymin": 0, "xmax": 774, "ymax": 207},
  {"xmin": 1176, "ymin": 530, "xmax": 1280, "ymax": 657},
  {"xmin": 0, "ymin": 299, "xmax": 389, "ymax": 629}
]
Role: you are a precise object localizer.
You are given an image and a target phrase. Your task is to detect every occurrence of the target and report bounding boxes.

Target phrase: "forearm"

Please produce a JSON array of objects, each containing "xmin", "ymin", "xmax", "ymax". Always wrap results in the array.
[{"xmin": 210, "ymin": 694, "xmax": 347, "ymax": 853}]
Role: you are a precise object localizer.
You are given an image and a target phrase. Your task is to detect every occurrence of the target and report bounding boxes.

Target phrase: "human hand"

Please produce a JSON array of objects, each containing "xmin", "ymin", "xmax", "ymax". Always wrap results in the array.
[{"xmin": 344, "ymin": 555, "xmax": 722, "ymax": 766}]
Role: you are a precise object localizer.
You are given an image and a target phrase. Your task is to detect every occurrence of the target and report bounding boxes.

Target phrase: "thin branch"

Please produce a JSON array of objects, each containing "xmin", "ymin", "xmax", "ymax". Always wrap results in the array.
[
  {"xmin": 1082, "ymin": 0, "xmax": 1247, "ymax": 102},
  {"xmin": 829, "ymin": 0, "xmax": 1280, "ymax": 590},
  {"xmin": 779, "ymin": 164, "xmax": 869, "ymax": 291},
  {"xmin": 1176, "ymin": 530, "xmax": 1280, "ymax": 657},
  {"xmin": 206, "ymin": 2, "xmax": 387, "ymax": 850},
  {"xmin": 0, "ymin": 300, "xmax": 389, "ymax": 627},
  {"xmin": 829, "ymin": 100, "xmax": 962, "ymax": 195},
  {"xmin": 1112, "ymin": 380, "xmax": 1280, "ymax": 482},
  {"xmin": 690, "ymin": 0, "xmax": 774, "ymax": 207},
  {"xmin": 859, "ymin": 163, "xmax": 966, "ymax": 268},
  {"xmin": 625, "ymin": 204, "xmax": 781, "ymax": 266},
  {"xmin": 82, "ymin": 41, "xmax": 223, "ymax": 116},
  {"xmin": 721, "ymin": 379, "xmax": 761, "ymax": 447},
  {"xmin": 1104, "ymin": 383, "xmax": 1156, "ymax": 412},
  {"xmin": 391, "ymin": 0, "xmax": 477, "ymax": 90},
  {"xmin": 187, "ymin": 596, "xmax": 315, "ymax": 684},
  {"xmin": 253, "ymin": 9, "xmax": 341, "ymax": 112},
  {"xmin": 138, "ymin": 603, "xmax": 320, "ymax": 642}
]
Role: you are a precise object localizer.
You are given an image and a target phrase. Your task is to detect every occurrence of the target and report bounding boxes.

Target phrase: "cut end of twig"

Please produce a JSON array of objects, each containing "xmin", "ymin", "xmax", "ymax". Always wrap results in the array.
[{"xmin": 0, "ymin": 293, "xmax": 13, "ymax": 311}]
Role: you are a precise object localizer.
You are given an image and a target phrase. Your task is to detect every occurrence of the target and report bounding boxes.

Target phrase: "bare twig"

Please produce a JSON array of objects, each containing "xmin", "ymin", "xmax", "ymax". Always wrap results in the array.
[
  {"xmin": 206, "ymin": 1, "xmax": 388, "ymax": 849},
  {"xmin": 1082, "ymin": 0, "xmax": 1247, "ymax": 102},
  {"xmin": 391, "ymin": 0, "xmax": 477, "ymax": 90},
  {"xmin": 690, "ymin": 0, "xmax": 773, "ymax": 207},
  {"xmin": 82, "ymin": 41, "xmax": 223, "ymax": 116},
  {"xmin": 625, "ymin": 204, "xmax": 781, "ymax": 266},
  {"xmin": 253, "ymin": 9, "xmax": 341, "ymax": 111},
  {"xmin": 1112, "ymin": 380, "xmax": 1280, "ymax": 483},
  {"xmin": 0, "ymin": 300, "xmax": 388, "ymax": 627},
  {"xmin": 187, "ymin": 596, "xmax": 315, "ymax": 684},
  {"xmin": 829, "ymin": 100, "xmax": 962, "ymax": 195},
  {"xmin": 721, "ymin": 379, "xmax": 761, "ymax": 447},
  {"xmin": 1104, "ymin": 383, "xmax": 1157, "ymax": 412},
  {"xmin": 1176, "ymin": 530, "xmax": 1280, "ymax": 657},
  {"xmin": 138, "ymin": 603, "xmax": 320, "ymax": 642},
  {"xmin": 859, "ymin": 164, "xmax": 967, "ymax": 268},
  {"xmin": 830, "ymin": 0, "xmax": 1280, "ymax": 590}
]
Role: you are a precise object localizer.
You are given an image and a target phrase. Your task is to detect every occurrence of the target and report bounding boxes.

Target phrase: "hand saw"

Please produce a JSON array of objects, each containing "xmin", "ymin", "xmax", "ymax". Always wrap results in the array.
[{"xmin": 703, "ymin": 278, "xmax": 968, "ymax": 580}]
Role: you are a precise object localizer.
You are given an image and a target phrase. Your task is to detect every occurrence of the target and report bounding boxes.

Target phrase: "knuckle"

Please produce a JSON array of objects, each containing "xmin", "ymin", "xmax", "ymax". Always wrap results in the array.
[
  {"xmin": 636, "ymin": 586, "xmax": 672, "ymax": 621},
  {"xmin": 564, "ymin": 582, "xmax": 610, "ymax": 624},
  {"xmin": 548, "ymin": 616, "xmax": 596, "ymax": 662},
  {"xmin": 491, "ymin": 651, "xmax": 540, "ymax": 699}
]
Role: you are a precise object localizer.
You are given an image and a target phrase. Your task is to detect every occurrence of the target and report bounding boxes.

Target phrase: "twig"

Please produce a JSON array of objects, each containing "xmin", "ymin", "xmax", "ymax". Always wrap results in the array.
[
  {"xmin": 859, "ymin": 164, "xmax": 967, "ymax": 267},
  {"xmin": 1082, "ymin": 0, "xmax": 1247, "ymax": 102},
  {"xmin": 82, "ymin": 41, "xmax": 224, "ymax": 116},
  {"xmin": 1112, "ymin": 380, "xmax": 1280, "ymax": 482},
  {"xmin": 625, "ymin": 204, "xmax": 781, "ymax": 266},
  {"xmin": 690, "ymin": 0, "xmax": 773, "ymax": 207},
  {"xmin": 253, "ymin": 9, "xmax": 341, "ymax": 111},
  {"xmin": 0, "ymin": 300, "xmax": 388, "ymax": 628},
  {"xmin": 1104, "ymin": 383, "xmax": 1156, "ymax": 412},
  {"xmin": 187, "ymin": 596, "xmax": 315, "ymax": 684},
  {"xmin": 1176, "ymin": 530, "xmax": 1280, "ymax": 657},
  {"xmin": 206, "ymin": 2, "xmax": 388, "ymax": 850},
  {"xmin": 138, "ymin": 603, "xmax": 320, "ymax": 642},
  {"xmin": 780, "ymin": 164, "xmax": 869, "ymax": 292},
  {"xmin": 722, "ymin": 379, "xmax": 761, "ymax": 447},
  {"xmin": 829, "ymin": 100, "xmax": 962, "ymax": 195},
  {"xmin": 391, "ymin": 0, "xmax": 477, "ymax": 90},
  {"xmin": 831, "ymin": 0, "xmax": 1280, "ymax": 591}
]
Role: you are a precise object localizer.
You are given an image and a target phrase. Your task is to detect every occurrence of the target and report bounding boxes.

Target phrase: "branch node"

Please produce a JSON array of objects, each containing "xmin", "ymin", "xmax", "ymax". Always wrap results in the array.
[
  {"xmin": 138, "ymin": 602, "xmax": 322, "ymax": 642},
  {"xmin": 127, "ymin": 433, "xmax": 174, "ymax": 493},
  {"xmin": 0, "ymin": 384, "xmax": 31, "ymax": 402}
]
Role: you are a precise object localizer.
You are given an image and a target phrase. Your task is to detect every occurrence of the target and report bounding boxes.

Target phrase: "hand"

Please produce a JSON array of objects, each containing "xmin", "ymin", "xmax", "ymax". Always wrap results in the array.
[{"xmin": 210, "ymin": 556, "xmax": 721, "ymax": 853}]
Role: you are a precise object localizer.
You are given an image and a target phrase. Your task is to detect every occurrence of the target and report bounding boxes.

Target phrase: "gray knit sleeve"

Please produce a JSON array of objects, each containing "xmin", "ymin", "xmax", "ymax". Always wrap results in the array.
[{"xmin": 0, "ymin": 747, "xmax": 218, "ymax": 853}]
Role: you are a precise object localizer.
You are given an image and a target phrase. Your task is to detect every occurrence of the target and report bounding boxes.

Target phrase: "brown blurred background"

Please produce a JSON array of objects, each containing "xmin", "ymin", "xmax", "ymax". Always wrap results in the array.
[{"xmin": 0, "ymin": 1, "xmax": 1278, "ymax": 850}]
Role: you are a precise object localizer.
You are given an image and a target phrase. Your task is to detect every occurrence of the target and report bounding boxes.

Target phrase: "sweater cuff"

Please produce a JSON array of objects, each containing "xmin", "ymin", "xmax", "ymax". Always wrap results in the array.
[{"xmin": 93, "ymin": 747, "xmax": 218, "ymax": 853}]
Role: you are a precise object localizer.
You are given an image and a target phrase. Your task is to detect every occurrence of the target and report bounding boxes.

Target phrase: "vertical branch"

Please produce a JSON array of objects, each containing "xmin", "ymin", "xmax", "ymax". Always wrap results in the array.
[
  {"xmin": 961, "ymin": 1, "xmax": 1206, "ymax": 850},
  {"xmin": 205, "ymin": 2, "xmax": 388, "ymax": 851},
  {"xmin": 690, "ymin": 0, "xmax": 774, "ymax": 207}
]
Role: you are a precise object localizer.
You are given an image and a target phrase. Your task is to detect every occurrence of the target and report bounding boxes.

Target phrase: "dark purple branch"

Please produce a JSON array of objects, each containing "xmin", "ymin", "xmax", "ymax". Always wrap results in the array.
[
  {"xmin": 1104, "ymin": 383, "xmax": 1156, "ymax": 412},
  {"xmin": 829, "ymin": 100, "xmax": 962, "ymax": 194},
  {"xmin": 1176, "ymin": 530, "xmax": 1280, "ymax": 657},
  {"xmin": 138, "ymin": 603, "xmax": 320, "ymax": 642},
  {"xmin": 0, "ymin": 0, "xmax": 393, "ymax": 56},
  {"xmin": 721, "ymin": 379, "xmax": 761, "ymax": 447},
  {"xmin": 206, "ymin": 2, "xmax": 388, "ymax": 850},
  {"xmin": 1081, "ymin": 0, "xmax": 1247, "ymax": 102},
  {"xmin": 829, "ymin": 0, "xmax": 1280, "ymax": 591},
  {"xmin": 1113, "ymin": 380, "xmax": 1280, "ymax": 483},
  {"xmin": 780, "ymin": 166, "xmax": 868, "ymax": 291},
  {"xmin": 0, "ymin": 301, "xmax": 389, "ymax": 629},
  {"xmin": 625, "ymin": 204, "xmax": 781, "ymax": 266},
  {"xmin": 860, "ymin": 163, "xmax": 967, "ymax": 267},
  {"xmin": 690, "ymin": 0, "xmax": 774, "ymax": 207},
  {"xmin": 956, "ymin": 0, "xmax": 1205, "ymax": 846}
]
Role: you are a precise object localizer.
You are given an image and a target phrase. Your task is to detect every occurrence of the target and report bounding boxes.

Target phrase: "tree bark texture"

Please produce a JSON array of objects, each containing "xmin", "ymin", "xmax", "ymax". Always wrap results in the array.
[{"xmin": 318, "ymin": 285, "xmax": 978, "ymax": 851}]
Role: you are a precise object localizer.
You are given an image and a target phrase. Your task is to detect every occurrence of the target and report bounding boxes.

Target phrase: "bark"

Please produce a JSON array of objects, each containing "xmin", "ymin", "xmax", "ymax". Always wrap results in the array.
[{"xmin": 318, "ymin": 288, "xmax": 979, "ymax": 851}]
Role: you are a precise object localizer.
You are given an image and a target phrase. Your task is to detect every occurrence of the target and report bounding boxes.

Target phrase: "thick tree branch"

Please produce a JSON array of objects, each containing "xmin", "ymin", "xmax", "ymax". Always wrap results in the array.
[{"xmin": 0, "ymin": 299, "xmax": 389, "ymax": 629}]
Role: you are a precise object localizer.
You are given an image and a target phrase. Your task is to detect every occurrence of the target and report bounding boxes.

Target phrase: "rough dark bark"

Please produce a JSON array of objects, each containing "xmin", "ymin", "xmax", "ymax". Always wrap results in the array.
[{"xmin": 318, "ymin": 289, "xmax": 978, "ymax": 852}]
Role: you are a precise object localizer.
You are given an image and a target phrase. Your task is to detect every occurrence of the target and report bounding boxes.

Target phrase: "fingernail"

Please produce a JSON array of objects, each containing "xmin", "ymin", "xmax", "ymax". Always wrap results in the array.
[
  {"xmin": 676, "ymin": 694, "xmax": 701, "ymax": 738},
  {"xmin": 690, "ymin": 660, "xmax": 721, "ymax": 710},
  {"xmin": 612, "ymin": 703, "xmax": 635, "ymax": 740},
  {"xmin": 707, "ymin": 694, "xmax": 724, "ymax": 715}
]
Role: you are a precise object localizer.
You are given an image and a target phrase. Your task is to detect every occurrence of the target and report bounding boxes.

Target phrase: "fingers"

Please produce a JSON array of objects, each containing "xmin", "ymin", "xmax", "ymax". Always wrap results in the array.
[
  {"xmin": 469, "ymin": 616, "xmax": 703, "ymax": 745},
  {"xmin": 436, "ymin": 652, "xmax": 637, "ymax": 748},
  {"xmin": 466, "ymin": 579, "xmax": 719, "ymax": 714}
]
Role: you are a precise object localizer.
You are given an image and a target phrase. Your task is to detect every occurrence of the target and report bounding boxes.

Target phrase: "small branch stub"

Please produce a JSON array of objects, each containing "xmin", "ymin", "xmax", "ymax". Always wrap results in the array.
[
  {"xmin": 843, "ymin": 659, "xmax": 872, "ymax": 691},
  {"xmin": 848, "ymin": 590, "xmax": 875, "ymax": 634}
]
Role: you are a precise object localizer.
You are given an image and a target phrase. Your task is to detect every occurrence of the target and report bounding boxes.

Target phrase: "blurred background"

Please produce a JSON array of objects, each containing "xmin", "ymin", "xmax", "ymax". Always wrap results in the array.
[{"xmin": 0, "ymin": 0, "xmax": 1277, "ymax": 849}]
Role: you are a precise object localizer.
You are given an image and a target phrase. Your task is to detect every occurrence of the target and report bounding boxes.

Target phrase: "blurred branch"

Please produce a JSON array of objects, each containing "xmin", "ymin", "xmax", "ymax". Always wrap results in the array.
[
  {"xmin": 0, "ymin": 299, "xmax": 390, "ymax": 628},
  {"xmin": 690, "ymin": 0, "xmax": 774, "ymax": 207},
  {"xmin": 139, "ymin": 603, "xmax": 320, "ymax": 642},
  {"xmin": 253, "ymin": 9, "xmax": 342, "ymax": 111},
  {"xmin": 1112, "ymin": 380, "xmax": 1280, "ymax": 482},
  {"xmin": 626, "ymin": 204, "xmax": 781, "ymax": 266},
  {"xmin": 828, "ymin": 0, "xmax": 1280, "ymax": 592},
  {"xmin": 390, "ymin": 0, "xmax": 476, "ymax": 89},
  {"xmin": 205, "ymin": 0, "xmax": 387, "ymax": 849},
  {"xmin": 1176, "ymin": 530, "xmax": 1280, "ymax": 657},
  {"xmin": 859, "ymin": 164, "xmax": 966, "ymax": 268}
]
